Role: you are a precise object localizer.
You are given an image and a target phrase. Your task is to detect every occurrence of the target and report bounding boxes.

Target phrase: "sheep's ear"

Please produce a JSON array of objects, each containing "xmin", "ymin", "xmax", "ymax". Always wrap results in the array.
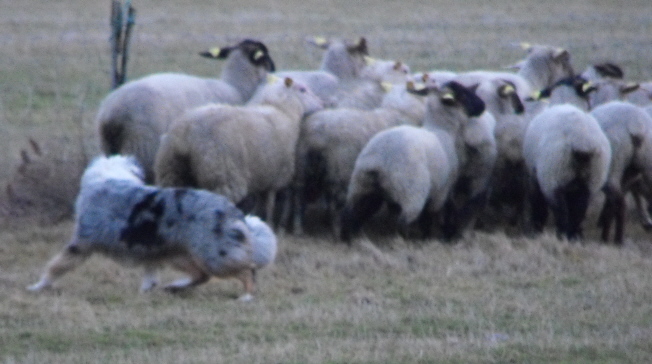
[
  {"xmin": 348, "ymin": 37, "xmax": 368, "ymax": 55},
  {"xmin": 284, "ymin": 77, "xmax": 294, "ymax": 88},
  {"xmin": 553, "ymin": 48, "xmax": 570, "ymax": 63},
  {"xmin": 594, "ymin": 63, "xmax": 624, "ymax": 79},
  {"xmin": 406, "ymin": 81, "xmax": 429, "ymax": 96},
  {"xmin": 199, "ymin": 47, "xmax": 230, "ymax": 59},
  {"xmin": 364, "ymin": 56, "xmax": 376, "ymax": 66},
  {"xmin": 519, "ymin": 42, "xmax": 533, "ymax": 52},
  {"xmin": 306, "ymin": 36, "xmax": 330, "ymax": 49},
  {"xmin": 499, "ymin": 82, "xmax": 525, "ymax": 114},
  {"xmin": 498, "ymin": 83, "xmax": 515, "ymax": 97},
  {"xmin": 393, "ymin": 61, "xmax": 403, "ymax": 71},
  {"xmin": 446, "ymin": 82, "xmax": 485, "ymax": 117},
  {"xmin": 620, "ymin": 82, "xmax": 640, "ymax": 95},
  {"xmin": 504, "ymin": 59, "xmax": 524, "ymax": 71},
  {"xmin": 381, "ymin": 82, "xmax": 393, "ymax": 93}
]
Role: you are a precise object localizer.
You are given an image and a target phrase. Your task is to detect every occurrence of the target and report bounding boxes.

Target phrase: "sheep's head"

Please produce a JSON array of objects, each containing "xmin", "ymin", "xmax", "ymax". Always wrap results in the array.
[
  {"xmin": 316, "ymin": 37, "xmax": 369, "ymax": 79},
  {"xmin": 199, "ymin": 39, "xmax": 275, "ymax": 72},
  {"xmin": 409, "ymin": 81, "xmax": 486, "ymax": 118}
]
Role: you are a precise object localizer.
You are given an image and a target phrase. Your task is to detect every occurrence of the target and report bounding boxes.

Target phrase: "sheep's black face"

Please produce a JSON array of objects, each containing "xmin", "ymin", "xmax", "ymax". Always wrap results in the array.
[
  {"xmin": 444, "ymin": 81, "xmax": 486, "ymax": 117},
  {"xmin": 240, "ymin": 39, "xmax": 276, "ymax": 72}
]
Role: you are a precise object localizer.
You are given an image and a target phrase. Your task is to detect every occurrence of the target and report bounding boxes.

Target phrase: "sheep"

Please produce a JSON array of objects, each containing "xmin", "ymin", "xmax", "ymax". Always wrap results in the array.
[
  {"xmin": 275, "ymin": 37, "xmax": 368, "ymax": 104},
  {"xmin": 294, "ymin": 81, "xmax": 428, "ymax": 235},
  {"xmin": 450, "ymin": 108, "xmax": 498, "ymax": 236},
  {"xmin": 154, "ymin": 76, "xmax": 324, "ymax": 225},
  {"xmin": 339, "ymin": 81, "xmax": 486, "ymax": 242},
  {"xmin": 96, "ymin": 39, "xmax": 276, "ymax": 182},
  {"xmin": 455, "ymin": 43, "xmax": 575, "ymax": 105},
  {"xmin": 329, "ymin": 56, "xmax": 413, "ymax": 110},
  {"xmin": 590, "ymin": 101, "xmax": 651, "ymax": 244},
  {"xmin": 522, "ymin": 104, "xmax": 611, "ymax": 240}
]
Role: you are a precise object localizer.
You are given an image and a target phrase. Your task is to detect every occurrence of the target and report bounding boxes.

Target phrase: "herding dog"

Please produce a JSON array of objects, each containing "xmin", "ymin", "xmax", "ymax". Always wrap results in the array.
[{"xmin": 27, "ymin": 155, "xmax": 277, "ymax": 301}]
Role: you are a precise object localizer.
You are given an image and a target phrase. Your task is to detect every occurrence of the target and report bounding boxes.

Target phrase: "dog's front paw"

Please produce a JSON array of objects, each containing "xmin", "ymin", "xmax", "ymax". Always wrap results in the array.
[
  {"xmin": 237, "ymin": 293, "xmax": 254, "ymax": 302},
  {"xmin": 26, "ymin": 281, "xmax": 49, "ymax": 292}
]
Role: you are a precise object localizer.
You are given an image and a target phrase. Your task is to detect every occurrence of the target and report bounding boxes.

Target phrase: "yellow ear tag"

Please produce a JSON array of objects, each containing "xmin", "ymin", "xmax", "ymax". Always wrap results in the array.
[
  {"xmin": 520, "ymin": 42, "xmax": 532, "ymax": 51},
  {"xmin": 253, "ymin": 50, "xmax": 264, "ymax": 61},
  {"xmin": 208, "ymin": 47, "xmax": 221, "ymax": 58},
  {"xmin": 364, "ymin": 56, "xmax": 376, "ymax": 66},
  {"xmin": 441, "ymin": 92, "xmax": 455, "ymax": 101},
  {"xmin": 530, "ymin": 90, "xmax": 543, "ymax": 101},
  {"xmin": 381, "ymin": 82, "xmax": 393, "ymax": 93},
  {"xmin": 501, "ymin": 84, "xmax": 515, "ymax": 95},
  {"xmin": 581, "ymin": 81, "xmax": 593, "ymax": 93},
  {"xmin": 267, "ymin": 74, "xmax": 281, "ymax": 84},
  {"xmin": 313, "ymin": 36, "xmax": 328, "ymax": 46},
  {"xmin": 407, "ymin": 82, "xmax": 427, "ymax": 93}
]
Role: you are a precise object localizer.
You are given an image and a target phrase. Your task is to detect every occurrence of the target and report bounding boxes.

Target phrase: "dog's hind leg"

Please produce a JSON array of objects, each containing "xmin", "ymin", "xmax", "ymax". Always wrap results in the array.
[
  {"xmin": 27, "ymin": 242, "xmax": 91, "ymax": 292},
  {"xmin": 139, "ymin": 263, "xmax": 160, "ymax": 292},
  {"xmin": 236, "ymin": 269, "xmax": 256, "ymax": 302},
  {"xmin": 163, "ymin": 255, "xmax": 209, "ymax": 293}
]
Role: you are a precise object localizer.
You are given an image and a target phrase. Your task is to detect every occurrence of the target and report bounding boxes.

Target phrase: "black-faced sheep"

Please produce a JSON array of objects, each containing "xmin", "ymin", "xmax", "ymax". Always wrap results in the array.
[
  {"xmin": 97, "ymin": 39, "xmax": 275, "ymax": 182},
  {"xmin": 523, "ymin": 104, "xmax": 611, "ymax": 240},
  {"xmin": 339, "ymin": 81, "xmax": 486, "ymax": 242},
  {"xmin": 294, "ymin": 81, "xmax": 428, "ymax": 235},
  {"xmin": 154, "ymin": 76, "xmax": 323, "ymax": 224},
  {"xmin": 591, "ymin": 101, "xmax": 651, "ymax": 244}
]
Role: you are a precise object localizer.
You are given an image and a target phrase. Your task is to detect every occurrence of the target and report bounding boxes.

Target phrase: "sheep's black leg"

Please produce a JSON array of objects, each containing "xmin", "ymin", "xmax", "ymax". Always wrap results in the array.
[
  {"xmin": 565, "ymin": 180, "xmax": 590, "ymax": 241},
  {"xmin": 551, "ymin": 187, "xmax": 570, "ymax": 240},
  {"xmin": 440, "ymin": 199, "xmax": 459, "ymax": 242},
  {"xmin": 416, "ymin": 204, "xmax": 436, "ymax": 240},
  {"xmin": 339, "ymin": 193, "xmax": 383, "ymax": 243},
  {"xmin": 598, "ymin": 185, "xmax": 615, "ymax": 242},
  {"xmin": 529, "ymin": 178, "xmax": 548, "ymax": 233}
]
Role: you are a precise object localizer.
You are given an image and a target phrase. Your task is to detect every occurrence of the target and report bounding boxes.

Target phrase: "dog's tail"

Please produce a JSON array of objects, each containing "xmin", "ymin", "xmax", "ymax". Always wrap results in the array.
[{"xmin": 245, "ymin": 215, "xmax": 277, "ymax": 269}]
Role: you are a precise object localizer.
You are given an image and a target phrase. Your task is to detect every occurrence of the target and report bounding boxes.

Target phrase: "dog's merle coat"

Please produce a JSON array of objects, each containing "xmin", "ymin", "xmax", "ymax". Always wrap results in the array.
[{"xmin": 27, "ymin": 156, "xmax": 277, "ymax": 298}]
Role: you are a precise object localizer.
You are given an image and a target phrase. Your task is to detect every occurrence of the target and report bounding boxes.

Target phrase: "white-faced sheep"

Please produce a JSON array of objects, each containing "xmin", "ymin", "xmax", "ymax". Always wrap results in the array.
[
  {"xmin": 523, "ymin": 104, "xmax": 611, "ymax": 240},
  {"xmin": 331, "ymin": 56, "xmax": 412, "ymax": 110},
  {"xmin": 97, "ymin": 39, "xmax": 275, "ymax": 182},
  {"xmin": 294, "ymin": 81, "xmax": 428, "ymax": 235},
  {"xmin": 591, "ymin": 101, "xmax": 651, "ymax": 244},
  {"xmin": 339, "ymin": 81, "xmax": 486, "ymax": 242},
  {"xmin": 455, "ymin": 43, "xmax": 575, "ymax": 105},
  {"xmin": 154, "ymin": 76, "xmax": 323, "ymax": 224},
  {"xmin": 275, "ymin": 37, "xmax": 368, "ymax": 104}
]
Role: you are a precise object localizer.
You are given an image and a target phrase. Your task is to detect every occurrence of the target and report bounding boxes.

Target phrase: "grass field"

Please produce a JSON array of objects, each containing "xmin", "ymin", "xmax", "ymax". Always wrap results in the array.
[{"xmin": 2, "ymin": 0, "xmax": 652, "ymax": 362}]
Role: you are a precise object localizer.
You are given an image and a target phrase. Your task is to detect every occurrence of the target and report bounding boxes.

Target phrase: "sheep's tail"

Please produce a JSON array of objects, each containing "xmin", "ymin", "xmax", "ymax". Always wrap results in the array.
[
  {"xmin": 154, "ymin": 134, "xmax": 198, "ymax": 188},
  {"xmin": 99, "ymin": 120, "xmax": 124, "ymax": 155}
]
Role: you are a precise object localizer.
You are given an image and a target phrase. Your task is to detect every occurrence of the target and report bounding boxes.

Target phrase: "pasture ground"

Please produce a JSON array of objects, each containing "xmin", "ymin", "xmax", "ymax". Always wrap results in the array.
[{"xmin": 1, "ymin": 0, "xmax": 652, "ymax": 362}]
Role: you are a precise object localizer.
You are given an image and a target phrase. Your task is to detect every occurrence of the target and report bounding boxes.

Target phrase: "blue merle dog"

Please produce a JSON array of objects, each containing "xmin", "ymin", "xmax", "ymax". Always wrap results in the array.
[{"xmin": 27, "ymin": 155, "xmax": 276, "ymax": 301}]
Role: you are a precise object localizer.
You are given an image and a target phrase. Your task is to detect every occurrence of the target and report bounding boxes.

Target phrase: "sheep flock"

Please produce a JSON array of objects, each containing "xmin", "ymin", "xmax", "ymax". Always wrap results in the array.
[{"xmin": 97, "ymin": 36, "xmax": 652, "ymax": 246}]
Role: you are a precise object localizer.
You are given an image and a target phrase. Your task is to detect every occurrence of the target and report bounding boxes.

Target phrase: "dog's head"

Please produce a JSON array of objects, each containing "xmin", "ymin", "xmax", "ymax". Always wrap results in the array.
[{"xmin": 80, "ymin": 155, "xmax": 145, "ymax": 189}]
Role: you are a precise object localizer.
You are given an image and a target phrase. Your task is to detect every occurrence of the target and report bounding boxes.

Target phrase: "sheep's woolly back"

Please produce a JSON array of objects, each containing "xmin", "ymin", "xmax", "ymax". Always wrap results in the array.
[
  {"xmin": 591, "ymin": 101, "xmax": 652, "ymax": 188},
  {"xmin": 155, "ymin": 78, "xmax": 323, "ymax": 203},
  {"xmin": 96, "ymin": 40, "xmax": 274, "ymax": 182},
  {"xmin": 349, "ymin": 125, "xmax": 454, "ymax": 222},
  {"xmin": 297, "ymin": 83, "xmax": 427, "ymax": 206},
  {"xmin": 80, "ymin": 155, "xmax": 144, "ymax": 189},
  {"xmin": 244, "ymin": 215, "xmax": 278, "ymax": 269},
  {"xmin": 523, "ymin": 104, "xmax": 611, "ymax": 200}
]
